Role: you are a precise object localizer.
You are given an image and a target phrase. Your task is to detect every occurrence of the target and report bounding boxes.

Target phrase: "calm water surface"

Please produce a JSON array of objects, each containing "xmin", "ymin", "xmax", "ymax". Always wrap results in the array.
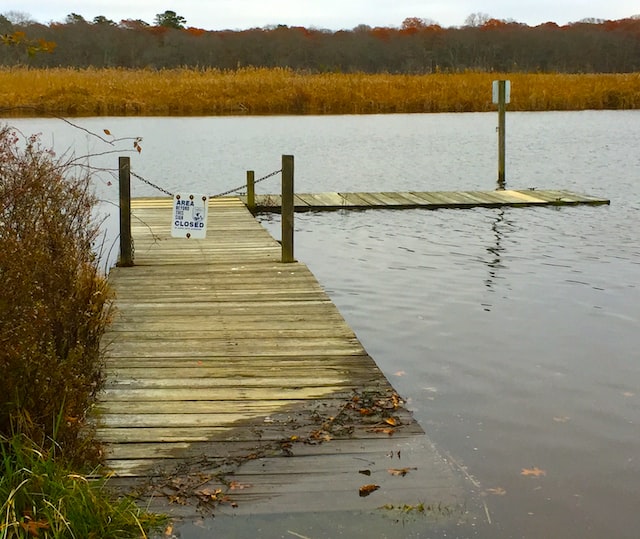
[{"xmin": 5, "ymin": 112, "xmax": 639, "ymax": 538}]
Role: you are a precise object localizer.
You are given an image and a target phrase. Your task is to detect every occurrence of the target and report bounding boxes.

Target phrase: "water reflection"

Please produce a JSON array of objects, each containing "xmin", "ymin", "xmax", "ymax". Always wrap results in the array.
[{"xmin": 484, "ymin": 209, "xmax": 507, "ymax": 291}]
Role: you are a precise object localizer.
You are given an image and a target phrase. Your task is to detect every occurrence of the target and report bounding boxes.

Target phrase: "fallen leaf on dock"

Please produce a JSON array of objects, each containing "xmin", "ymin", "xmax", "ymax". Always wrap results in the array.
[
  {"xmin": 485, "ymin": 487, "xmax": 507, "ymax": 496},
  {"xmin": 229, "ymin": 481, "xmax": 252, "ymax": 490},
  {"xmin": 391, "ymin": 393, "xmax": 401, "ymax": 408},
  {"xmin": 195, "ymin": 488, "xmax": 223, "ymax": 502},
  {"xmin": 387, "ymin": 467, "xmax": 416, "ymax": 477},
  {"xmin": 367, "ymin": 427, "xmax": 395, "ymax": 435},
  {"xmin": 553, "ymin": 416, "xmax": 571, "ymax": 423},
  {"xmin": 521, "ymin": 467, "xmax": 546, "ymax": 477},
  {"xmin": 384, "ymin": 417, "xmax": 399, "ymax": 426},
  {"xmin": 359, "ymin": 484, "xmax": 380, "ymax": 497}
]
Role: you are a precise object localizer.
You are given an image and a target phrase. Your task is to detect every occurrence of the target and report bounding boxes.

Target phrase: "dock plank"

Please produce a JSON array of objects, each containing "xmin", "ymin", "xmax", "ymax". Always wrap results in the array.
[{"xmin": 98, "ymin": 196, "xmax": 471, "ymax": 519}]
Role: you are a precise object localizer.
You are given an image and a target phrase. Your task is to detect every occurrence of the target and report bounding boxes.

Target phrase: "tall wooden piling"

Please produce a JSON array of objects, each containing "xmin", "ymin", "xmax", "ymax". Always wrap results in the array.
[
  {"xmin": 281, "ymin": 155, "xmax": 295, "ymax": 263},
  {"xmin": 118, "ymin": 156, "xmax": 133, "ymax": 267},
  {"xmin": 496, "ymin": 80, "xmax": 508, "ymax": 189},
  {"xmin": 246, "ymin": 170, "xmax": 255, "ymax": 212}
]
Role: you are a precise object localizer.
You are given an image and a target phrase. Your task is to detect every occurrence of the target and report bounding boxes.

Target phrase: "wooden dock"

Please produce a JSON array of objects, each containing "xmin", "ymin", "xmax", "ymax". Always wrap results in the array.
[
  {"xmin": 98, "ymin": 197, "xmax": 472, "ymax": 520},
  {"xmin": 239, "ymin": 189, "xmax": 609, "ymax": 212}
]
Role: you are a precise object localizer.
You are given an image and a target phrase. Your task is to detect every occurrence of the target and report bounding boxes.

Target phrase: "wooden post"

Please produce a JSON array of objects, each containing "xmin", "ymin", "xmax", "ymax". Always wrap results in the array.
[
  {"xmin": 118, "ymin": 156, "xmax": 133, "ymax": 267},
  {"xmin": 246, "ymin": 170, "xmax": 255, "ymax": 211},
  {"xmin": 497, "ymin": 80, "xmax": 507, "ymax": 189},
  {"xmin": 281, "ymin": 155, "xmax": 295, "ymax": 263}
]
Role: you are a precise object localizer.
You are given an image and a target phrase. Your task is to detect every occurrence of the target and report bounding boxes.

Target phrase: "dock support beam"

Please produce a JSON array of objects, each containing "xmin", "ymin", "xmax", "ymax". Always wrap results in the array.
[
  {"xmin": 281, "ymin": 155, "xmax": 295, "ymax": 263},
  {"xmin": 118, "ymin": 156, "xmax": 134, "ymax": 267},
  {"xmin": 246, "ymin": 170, "xmax": 255, "ymax": 212},
  {"xmin": 497, "ymin": 80, "xmax": 507, "ymax": 189}
]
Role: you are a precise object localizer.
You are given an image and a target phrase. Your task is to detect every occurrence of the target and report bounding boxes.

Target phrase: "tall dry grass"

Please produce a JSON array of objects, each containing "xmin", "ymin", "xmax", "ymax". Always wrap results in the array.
[{"xmin": 0, "ymin": 67, "xmax": 639, "ymax": 116}]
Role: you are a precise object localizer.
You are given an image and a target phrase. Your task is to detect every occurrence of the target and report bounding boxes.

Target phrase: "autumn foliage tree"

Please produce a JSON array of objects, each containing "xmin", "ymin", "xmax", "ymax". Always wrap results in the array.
[
  {"xmin": 0, "ymin": 28, "xmax": 56, "ymax": 56},
  {"xmin": 1, "ymin": 11, "xmax": 639, "ymax": 72}
]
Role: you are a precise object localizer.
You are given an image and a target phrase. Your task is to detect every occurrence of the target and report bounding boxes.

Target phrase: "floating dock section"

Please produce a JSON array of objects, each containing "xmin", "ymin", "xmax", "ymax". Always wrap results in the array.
[{"xmin": 240, "ymin": 189, "xmax": 609, "ymax": 212}]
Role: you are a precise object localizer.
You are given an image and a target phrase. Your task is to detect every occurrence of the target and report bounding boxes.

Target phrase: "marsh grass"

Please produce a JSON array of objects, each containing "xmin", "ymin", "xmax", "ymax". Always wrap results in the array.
[
  {"xmin": 0, "ymin": 67, "xmax": 638, "ymax": 117},
  {"xmin": 0, "ymin": 434, "xmax": 167, "ymax": 538}
]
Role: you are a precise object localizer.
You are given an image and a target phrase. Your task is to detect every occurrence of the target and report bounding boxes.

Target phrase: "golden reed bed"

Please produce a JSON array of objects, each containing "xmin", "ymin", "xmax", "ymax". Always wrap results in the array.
[{"xmin": 1, "ymin": 67, "xmax": 639, "ymax": 116}]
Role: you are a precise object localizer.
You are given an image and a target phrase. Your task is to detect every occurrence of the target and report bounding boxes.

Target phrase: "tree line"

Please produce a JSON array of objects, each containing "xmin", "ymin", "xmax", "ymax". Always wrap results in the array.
[{"xmin": 1, "ymin": 10, "xmax": 639, "ymax": 73}]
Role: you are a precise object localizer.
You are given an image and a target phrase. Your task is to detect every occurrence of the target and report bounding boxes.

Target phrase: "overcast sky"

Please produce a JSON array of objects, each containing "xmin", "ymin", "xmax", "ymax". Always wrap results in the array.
[{"xmin": 7, "ymin": 1, "xmax": 637, "ymax": 30}]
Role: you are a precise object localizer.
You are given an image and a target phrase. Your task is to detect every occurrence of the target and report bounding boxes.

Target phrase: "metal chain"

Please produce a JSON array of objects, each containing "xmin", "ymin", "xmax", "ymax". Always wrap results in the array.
[
  {"xmin": 211, "ymin": 184, "xmax": 247, "ymax": 198},
  {"xmin": 130, "ymin": 170, "xmax": 174, "ymax": 197},
  {"xmin": 211, "ymin": 169, "xmax": 282, "ymax": 198},
  {"xmin": 129, "ymin": 168, "xmax": 282, "ymax": 199}
]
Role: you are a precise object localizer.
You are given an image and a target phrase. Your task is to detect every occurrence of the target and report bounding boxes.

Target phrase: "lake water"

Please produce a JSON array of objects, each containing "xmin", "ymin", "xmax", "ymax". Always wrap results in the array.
[{"xmin": 4, "ymin": 111, "xmax": 639, "ymax": 538}]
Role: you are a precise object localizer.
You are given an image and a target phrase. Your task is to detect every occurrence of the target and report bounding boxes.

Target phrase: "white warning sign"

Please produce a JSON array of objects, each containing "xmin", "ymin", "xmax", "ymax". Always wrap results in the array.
[
  {"xmin": 171, "ymin": 193, "xmax": 208, "ymax": 239},
  {"xmin": 492, "ymin": 80, "xmax": 511, "ymax": 104}
]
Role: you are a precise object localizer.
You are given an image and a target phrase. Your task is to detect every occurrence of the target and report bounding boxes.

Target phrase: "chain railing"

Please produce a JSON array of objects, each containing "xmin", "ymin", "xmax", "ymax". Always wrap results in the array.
[
  {"xmin": 212, "ymin": 168, "xmax": 282, "ymax": 198},
  {"xmin": 129, "ymin": 171, "xmax": 174, "ymax": 197},
  {"xmin": 128, "ymin": 169, "xmax": 282, "ymax": 199},
  {"xmin": 118, "ymin": 155, "xmax": 295, "ymax": 266}
]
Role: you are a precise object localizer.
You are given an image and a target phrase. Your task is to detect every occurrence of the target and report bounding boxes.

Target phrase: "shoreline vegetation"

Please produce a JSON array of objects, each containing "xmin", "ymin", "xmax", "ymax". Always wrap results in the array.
[
  {"xmin": 1, "ymin": 67, "xmax": 639, "ymax": 117},
  {"xmin": 0, "ymin": 126, "xmax": 165, "ymax": 537}
]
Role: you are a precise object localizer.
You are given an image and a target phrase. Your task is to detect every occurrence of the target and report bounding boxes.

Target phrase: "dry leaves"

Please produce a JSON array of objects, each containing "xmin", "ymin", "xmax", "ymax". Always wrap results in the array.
[
  {"xmin": 359, "ymin": 484, "xmax": 380, "ymax": 497},
  {"xmin": 521, "ymin": 467, "xmax": 546, "ymax": 477},
  {"xmin": 485, "ymin": 487, "xmax": 507, "ymax": 496},
  {"xmin": 195, "ymin": 488, "xmax": 222, "ymax": 501},
  {"xmin": 387, "ymin": 467, "xmax": 416, "ymax": 477},
  {"xmin": 229, "ymin": 481, "xmax": 252, "ymax": 490},
  {"xmin": 366, "ymin": 427, "xmax": 396, "ymax": 435},
  {"xmin": 195, "ymin": 487, "xmax": 238, "ymax": 508},
  {"xmin": 20, "ymin": 519, "xmax": 50, "ymax": 537}
]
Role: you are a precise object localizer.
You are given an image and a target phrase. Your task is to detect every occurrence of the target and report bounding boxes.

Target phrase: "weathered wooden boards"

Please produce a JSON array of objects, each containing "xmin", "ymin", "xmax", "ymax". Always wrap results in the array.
[
  {"xmin": 240, "ymin": 189, "xmax": 609, "ymax": 211},
  {"xmin": 98, "ymin": 197, "xmax": 470, "ymax": 518}
]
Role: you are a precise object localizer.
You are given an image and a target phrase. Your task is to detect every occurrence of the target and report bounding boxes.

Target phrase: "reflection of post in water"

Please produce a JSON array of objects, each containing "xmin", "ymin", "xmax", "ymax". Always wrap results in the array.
[{"xmin": 483, "ymin": 209, "xmax": 510, "ymax": 310}]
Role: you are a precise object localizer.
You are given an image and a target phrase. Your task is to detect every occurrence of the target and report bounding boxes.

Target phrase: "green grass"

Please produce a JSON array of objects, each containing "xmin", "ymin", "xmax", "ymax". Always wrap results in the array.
[{"xmin": 0, "ymin": 434, "xmax": 167, "ymax": 538}]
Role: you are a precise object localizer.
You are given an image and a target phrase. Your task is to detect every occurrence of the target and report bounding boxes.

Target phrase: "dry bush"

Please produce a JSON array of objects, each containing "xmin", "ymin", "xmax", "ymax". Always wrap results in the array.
[{"xmin": 0, "ymin": 125, "xmax": 112, "ymax": 464}]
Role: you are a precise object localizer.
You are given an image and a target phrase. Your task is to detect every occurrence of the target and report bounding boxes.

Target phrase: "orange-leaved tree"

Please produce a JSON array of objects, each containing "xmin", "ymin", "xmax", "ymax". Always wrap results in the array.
[{"xmin": 1, "ymin": 30, "xmax": 56, "ymax": 56}]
